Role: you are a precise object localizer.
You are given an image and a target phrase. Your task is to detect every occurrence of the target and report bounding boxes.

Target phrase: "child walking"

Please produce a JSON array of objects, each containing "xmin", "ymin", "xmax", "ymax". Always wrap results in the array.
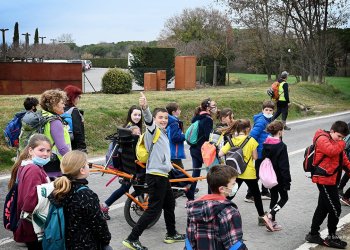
[
  {"xmin": 122, "ymin": 92, "xmax": 185, "ymax": 250},
  {"xmin": 49, "ymin": 150, "xmax": 112, "ymax": 249},
  {"xmin": 218, "ymin": 119, "xmax": 268, "ymax": 226},
  {"xmin": 166, "ymin": 102, "xmax": 186, "ymax": 169},
  {"xmin": 305, "ymin": 121, "xmax": 350, "ymax": 249},
  {"xmin": 9, "ymin": 134, "xmax": 51, "ymax": 250},
  {"xmin": 262, "ymin": 121, "xmax": 291, "ymax": 232},
  {"xmin": 186, "ymin": 164, "xmax": 247, "ymax": 250}
]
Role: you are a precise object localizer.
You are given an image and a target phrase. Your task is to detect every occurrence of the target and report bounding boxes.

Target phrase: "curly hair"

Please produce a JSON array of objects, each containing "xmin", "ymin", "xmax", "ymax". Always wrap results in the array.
[{"xmin": 40, "ymin": 89, "xmax": 67, "ymax": 113}]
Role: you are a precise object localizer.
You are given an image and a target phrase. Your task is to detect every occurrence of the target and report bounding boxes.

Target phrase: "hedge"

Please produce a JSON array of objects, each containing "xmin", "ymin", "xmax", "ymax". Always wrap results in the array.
[{"xmin": 90, "ymin": 58, "xmax": 128, "ymax": 68}]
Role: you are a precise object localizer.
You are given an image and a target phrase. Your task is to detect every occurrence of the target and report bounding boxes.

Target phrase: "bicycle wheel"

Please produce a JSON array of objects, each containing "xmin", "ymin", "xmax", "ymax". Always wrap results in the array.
[{"xmin": 124, "ymin": 190, "xmax": 162, "ymax": 228}]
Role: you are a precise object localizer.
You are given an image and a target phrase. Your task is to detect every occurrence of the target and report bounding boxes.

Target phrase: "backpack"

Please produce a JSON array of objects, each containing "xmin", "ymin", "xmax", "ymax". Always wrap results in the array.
[
  {"xmin": 3, "ymin": 176, "xmax": 20, "ymax": 231},
  {"xmin": 225, "ymin": 136, "xmax": 251, "ymax": 174},
  {"xmin": 18, "ymin": 111, "xmax": 58, "ymax": 151},
  {"xmin": 42, "ymin": 186, "xmax": 87, "ymax": 250},
  {"xmin": 136, "ymin": 128, "xmax": 161, "ymax": 163},
  {"xmin": 266, "ymin": 81, "xmax": 283, "ymax": 101},
  {"xmin": 303, "ymin": 134, "xmax": 326, "ymax": 174},
  {"xmin": 201, "ymin": 132, "xmax": 224, "ymax": 167},
  {"xmin": 185, "ymin": 120, "xmax": 201, "ymax": 146},
  {"xmin": 60, "ymin": 107, "xmax": 75, "ymax": 140},
  {"xmin": 259, "ymin": 158, "xmax": 278, "ymax": 189},
  {"xmin": 3, "ymin": 111, "xmax": 26, "ymax": 147}
]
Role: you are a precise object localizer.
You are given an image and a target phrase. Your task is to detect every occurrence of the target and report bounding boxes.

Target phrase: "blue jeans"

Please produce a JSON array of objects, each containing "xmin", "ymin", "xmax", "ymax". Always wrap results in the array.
[
  {"xmin": 105, "ymin": 181, "xmax": 131, "ymax": 207},
  {"xmin": 186, "ymin": 147, "xmax": 203, "ymax": 200}
]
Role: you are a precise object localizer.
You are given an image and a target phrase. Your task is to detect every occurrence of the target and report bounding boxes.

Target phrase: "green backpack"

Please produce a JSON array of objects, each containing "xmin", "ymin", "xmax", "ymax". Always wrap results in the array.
[{"xmin": 185, "ymin": 120, "xmax": 201, "ymax": 146}]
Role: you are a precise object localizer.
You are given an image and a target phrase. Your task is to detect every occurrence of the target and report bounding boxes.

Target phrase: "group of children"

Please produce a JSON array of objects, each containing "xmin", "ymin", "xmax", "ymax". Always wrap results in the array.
[{"xmin": 6, "ymin": 87, "xmax": 350, "ymax": 250}]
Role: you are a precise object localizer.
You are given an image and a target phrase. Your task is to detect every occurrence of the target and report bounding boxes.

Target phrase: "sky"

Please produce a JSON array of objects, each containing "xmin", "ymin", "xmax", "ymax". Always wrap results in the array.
[{"xmin": 1, "ymin": 0, "xmax": 223, "ymax": 46}]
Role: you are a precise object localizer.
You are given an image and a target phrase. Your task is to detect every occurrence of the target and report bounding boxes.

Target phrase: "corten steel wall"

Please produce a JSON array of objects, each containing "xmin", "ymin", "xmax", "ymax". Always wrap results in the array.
[
  {"xmin": 175, "ymin": 56, "xmax": 196, "ymax": 90},
  {"xmin": 0, "ymin": 62, "xmax": 82, "ymax": 95}
]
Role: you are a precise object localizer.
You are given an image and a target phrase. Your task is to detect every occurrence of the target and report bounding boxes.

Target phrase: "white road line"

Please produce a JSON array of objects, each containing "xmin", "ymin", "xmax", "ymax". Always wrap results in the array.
[
  {"xmin": 0, "ymin": 237, "xmax": 14, "ymax": 246},
  {"xmin": 287, "ymin": 110, "xmax": 350, "ymax": 125},
  {"xmin": 294, "ymin": 212, "xmax": 350, "ymax": 250}
]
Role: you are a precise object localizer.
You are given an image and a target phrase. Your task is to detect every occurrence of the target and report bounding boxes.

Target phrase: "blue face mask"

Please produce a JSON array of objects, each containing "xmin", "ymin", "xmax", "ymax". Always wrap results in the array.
[
  {"xmin": 263, "ymin": 113, "xmax": 273, "ymax": 119},
  {"xmin": 32, "ymin": 156, "xmax": 50, "ymax": 167}
]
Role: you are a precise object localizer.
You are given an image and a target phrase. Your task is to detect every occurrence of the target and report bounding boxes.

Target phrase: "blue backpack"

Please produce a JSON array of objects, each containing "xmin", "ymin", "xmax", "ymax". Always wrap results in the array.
[
  {"xmin": 60, "ymin": 107, "xmax": 75, "ymax": 140},
  {"xmin": 3, "ymin": 111, "xmax": 26, "ymax": 147},
  {"xmin": 42, "ymin": 186, "xmax": 87, "ymax": 250}
]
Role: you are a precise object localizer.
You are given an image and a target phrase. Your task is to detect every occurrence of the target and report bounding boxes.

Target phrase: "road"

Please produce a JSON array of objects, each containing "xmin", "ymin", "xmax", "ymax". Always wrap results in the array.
[
  {"xmin": 1, "ymin": 112, "xmax": 350, "ymax": 250},
  {"xmin": 82, "ymin": 68, "xmax": 174, "ymax": 93}
]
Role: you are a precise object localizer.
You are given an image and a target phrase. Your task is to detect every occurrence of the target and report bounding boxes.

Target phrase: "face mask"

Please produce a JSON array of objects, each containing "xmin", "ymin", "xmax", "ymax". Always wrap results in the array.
[
  {"xmin": 263, "ymin": 113, "xmax": 273, "ymax": 119},
  {"xmin": 226, "ymin": 183, "xmax": 239, "ymax": 198},
  {"xmin": 32, "ymin": 156, "xmax": 50, "ymax": 167},
  {"xmin": 210, "ymin": 107, "xmax": 218, "ymax": 114}
]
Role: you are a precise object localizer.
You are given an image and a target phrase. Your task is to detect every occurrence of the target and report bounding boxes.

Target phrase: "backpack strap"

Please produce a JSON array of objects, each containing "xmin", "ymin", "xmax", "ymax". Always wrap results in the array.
[{"xmin": 239, "ymin": 136, "xmax": 251, "ymax": 149}]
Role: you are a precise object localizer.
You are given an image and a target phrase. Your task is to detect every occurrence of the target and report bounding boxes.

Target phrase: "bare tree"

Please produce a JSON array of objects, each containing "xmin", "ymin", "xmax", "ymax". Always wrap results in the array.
[{"xmin": 159, "ymin": 7, "xmax": 233, "ymax": 86}]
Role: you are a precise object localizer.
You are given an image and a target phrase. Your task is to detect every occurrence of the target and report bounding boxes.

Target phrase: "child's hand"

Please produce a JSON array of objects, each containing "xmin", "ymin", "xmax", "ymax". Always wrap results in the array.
[{"xmin": 139, "ymin": 92, "xmax": 148, "ymax": 110}]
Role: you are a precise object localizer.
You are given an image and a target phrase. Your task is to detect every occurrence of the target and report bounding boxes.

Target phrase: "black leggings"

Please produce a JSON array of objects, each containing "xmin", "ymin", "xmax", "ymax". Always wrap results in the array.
[
  {"xmin": 272, "ymin": 101, "xmax": 289, "ymax": 122},
  {"xmin": 26, "ymin": 240, "xmax": 42, "ymax": 250},
  {"xmin": 236, "ymin": 178, "xmax": 265, "ymax": 216},
  {"xmin": 269, "ymin": 184, "xmax": 289, "ymax": 221}
]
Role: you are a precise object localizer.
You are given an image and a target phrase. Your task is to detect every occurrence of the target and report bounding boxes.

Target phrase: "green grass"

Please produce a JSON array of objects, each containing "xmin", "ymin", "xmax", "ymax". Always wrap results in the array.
[
  {"xmin": 0, "ymin": 75, "xmax": 349, "ymax": 172},
  {"xmin": 326, "ymin": 76, "xmax": 350, "ymax": 94}
]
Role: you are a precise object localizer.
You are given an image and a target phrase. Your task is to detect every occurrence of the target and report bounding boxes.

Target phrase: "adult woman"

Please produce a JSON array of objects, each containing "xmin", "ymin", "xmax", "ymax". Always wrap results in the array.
[
  {"xmin": 186, "ymin": 98, "xmax": 217, "ymax": 200},
  {"xmin": 40, "ymin": 89, "xmax": 71, "ymax": 178},
  {"xmin": 101, "ymin": 105, "xmax": 142, "ymax": 220},
  {"xmin": 63, "ymin": 85, "xmax": 87, "ymax": 152}
]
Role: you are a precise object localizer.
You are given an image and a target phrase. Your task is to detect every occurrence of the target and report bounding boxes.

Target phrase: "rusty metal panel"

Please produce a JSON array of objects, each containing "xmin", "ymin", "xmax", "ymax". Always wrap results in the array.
[
  {"xmin": 175, "ymin": 56, "xmax": 196, "ymax": 90},
  {"xmin": 0, "ymin": 62, "xmax": 82, "ymax": 95},
  {"xmin": 144, "ymin": 73, "xmax": 157, "ymax": 91}
]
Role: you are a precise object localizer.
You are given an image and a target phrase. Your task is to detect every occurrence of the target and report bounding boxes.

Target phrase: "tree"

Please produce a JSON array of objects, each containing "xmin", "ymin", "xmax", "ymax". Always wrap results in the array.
[
  {"xmin": 34, "ymin": 28, "xmax": 39, "ymax": 45},
  {"xmin": 86, "ymin": 45, "xmax": 108, "ymax": 58},
  {"xmin": 56, "ymin": 33, "xmax": 74, "ymax": 43},
  {"xmin": 13, "ymin": 22, "xmax": 19, "ymax": 48},
  {"xmin": 159, "ymin": 8, "xmax": 233, "ymax": 86}
]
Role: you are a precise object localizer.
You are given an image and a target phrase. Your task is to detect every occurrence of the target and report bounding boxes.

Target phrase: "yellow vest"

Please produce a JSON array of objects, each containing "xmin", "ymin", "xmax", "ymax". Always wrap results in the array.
[
  {"xmin": 42, "ymin": 110, "xmax": 71, "ymax": 160},
  {"xmin": 278, "ymin": 81, "xmax": 286, "ymax": 101}
]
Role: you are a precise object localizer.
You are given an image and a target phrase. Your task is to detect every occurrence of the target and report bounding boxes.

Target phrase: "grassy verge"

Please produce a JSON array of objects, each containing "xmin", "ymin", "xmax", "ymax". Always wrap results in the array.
[{"xmin": 1, "ymin": 76, "xmax": 349, "ymax": 172}]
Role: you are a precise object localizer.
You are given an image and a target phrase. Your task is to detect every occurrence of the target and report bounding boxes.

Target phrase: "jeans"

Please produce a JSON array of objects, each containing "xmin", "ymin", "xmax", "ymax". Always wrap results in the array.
[
  {"xmin": 105, "ymin": 181, "xmax": 131, "ymax": 207},
  {"xmin": 186, "ymin": 147, "xmax": 203, "ymax": 200}
]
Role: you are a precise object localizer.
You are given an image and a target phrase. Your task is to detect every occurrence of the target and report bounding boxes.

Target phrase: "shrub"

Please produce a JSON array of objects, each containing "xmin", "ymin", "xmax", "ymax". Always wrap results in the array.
[
  {"xmin": 90, "ymin": 58, "xmax": 128, "ymax": 68},
  {"xmin": 102, "ymin": 68, "xmax": 132, "ymax": 94}
]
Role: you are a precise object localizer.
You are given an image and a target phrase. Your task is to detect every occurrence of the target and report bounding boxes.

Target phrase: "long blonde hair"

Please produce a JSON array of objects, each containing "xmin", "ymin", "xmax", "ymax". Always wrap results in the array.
[{"xmin": 52, "ymin": 150, "xmax": 87, "ymax": 201}]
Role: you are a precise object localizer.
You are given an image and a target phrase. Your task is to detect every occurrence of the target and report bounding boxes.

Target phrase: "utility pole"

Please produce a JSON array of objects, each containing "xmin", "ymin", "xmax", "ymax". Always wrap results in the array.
[
  {"xmin": 39, "ymin": 36, "xmax": 46, "ymax": 44},
  {"xmin": 50, "ymin": 38, "xmax": 57, "ymax": 44},
  {"xmin": 0, "ymin": 28, "xmax": 9, "ymax": 61},
  {"xmin": 22, "ymin": 32, "xmax": 30, "ymax": 62}
]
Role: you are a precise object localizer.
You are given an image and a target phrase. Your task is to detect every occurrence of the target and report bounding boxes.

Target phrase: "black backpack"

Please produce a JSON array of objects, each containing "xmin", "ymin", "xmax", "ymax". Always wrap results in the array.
[{"xmin": 225, "ymin": 136, "xmax": 251, "ymax": 174}]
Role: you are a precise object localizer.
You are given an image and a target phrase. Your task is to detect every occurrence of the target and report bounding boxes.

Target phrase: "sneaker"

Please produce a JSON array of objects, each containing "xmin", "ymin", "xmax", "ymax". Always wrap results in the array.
[
  {"xmin": 258, "ymin": 215, "xmax": 266, "ymax": 226},
  {"xmin": 244, "ymin": 196, "xmax": 254, "ymax": 203},
  {"xmin": 100, "ymin": 204, "xmax": 110, "ymax": 220},
  {"xmin": 340, "ymin": 197, "xmax": 350, "ymax": 206},
  {"xmin": 267, "ymin": 221, "xmax": 282, "ymax": 232},
  {"xmin": 122, "ymin": 239, "xmax": 148, "ymax": 250},
  {"xmin": 324, "ymin": 235, "xmax": 347, "ymax": 249},
  {"xmin": 164, "ymin": 232, "xmax": 186, "ymax": 244},
  {"xmin": 261, "ymin": 192, "xmax": 271, "ymax": 200},
  {"xmin": 263, "ymin": 215, "xmax": 274, "ymax": 231},
  {"xmin": 305, "ymin": 232, "xmax": 325, "ymax": 245},
  {"xmin": 284, "ymin": 126, "xmax": 291, "ymax": 131}
]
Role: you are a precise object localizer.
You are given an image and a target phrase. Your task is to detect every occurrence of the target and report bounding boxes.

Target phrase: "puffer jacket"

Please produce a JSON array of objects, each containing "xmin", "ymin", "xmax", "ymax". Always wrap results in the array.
[
  {"xmin": 166, "ymin": 114, "xmax": 186, "ymax": 159},
  {"xmin": 312, "ymin": 129, "xmax": 350, "ymax": 185},
  {"xmin": 249, "ymin": 112, "xmax": 272, "ymax": 159}
]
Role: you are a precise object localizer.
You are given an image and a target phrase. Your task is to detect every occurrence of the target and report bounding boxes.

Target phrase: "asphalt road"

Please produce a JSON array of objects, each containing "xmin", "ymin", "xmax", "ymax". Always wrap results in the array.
[{"xmin": 1, "ymin": 112, "xmax": 350, "ymax": 250}]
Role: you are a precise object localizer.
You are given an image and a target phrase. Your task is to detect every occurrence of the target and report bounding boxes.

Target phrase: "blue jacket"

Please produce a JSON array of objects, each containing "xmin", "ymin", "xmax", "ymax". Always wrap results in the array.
[
  {"xmin": 249, "ymin": 112, "xmax": 271, "ymax": 159},
  {"xmin": 166, "ymin": 114, "xmax": 186, "ymax": 159}
]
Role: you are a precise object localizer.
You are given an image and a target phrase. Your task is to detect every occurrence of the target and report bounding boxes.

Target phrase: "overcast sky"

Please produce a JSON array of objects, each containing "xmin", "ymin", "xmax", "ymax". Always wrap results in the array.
[{"xmin": 1, "ymin": 0, "xmax": 223, "ymax": 46}]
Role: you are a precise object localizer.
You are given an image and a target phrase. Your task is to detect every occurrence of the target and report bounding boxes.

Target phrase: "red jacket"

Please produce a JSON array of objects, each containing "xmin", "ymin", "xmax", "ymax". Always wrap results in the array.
[
  {"xmin": 14, "ymin": 162, "xmax": 48, "ymax": 243},
  {"xmin": 312, "ymin": 129, "xmax": 350, "ymax": 185}
]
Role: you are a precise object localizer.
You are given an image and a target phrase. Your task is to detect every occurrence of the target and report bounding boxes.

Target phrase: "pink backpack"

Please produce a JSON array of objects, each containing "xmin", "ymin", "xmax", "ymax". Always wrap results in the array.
[{"xmin": 259, "ymin": 158, "xmax": 278, "ymax": 189}]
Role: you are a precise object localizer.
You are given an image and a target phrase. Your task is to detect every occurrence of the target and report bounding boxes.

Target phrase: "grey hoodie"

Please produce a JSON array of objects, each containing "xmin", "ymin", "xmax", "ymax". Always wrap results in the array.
[{"xmin": 143, "ymin": 107, "xmax": 172, "ymax": 175}]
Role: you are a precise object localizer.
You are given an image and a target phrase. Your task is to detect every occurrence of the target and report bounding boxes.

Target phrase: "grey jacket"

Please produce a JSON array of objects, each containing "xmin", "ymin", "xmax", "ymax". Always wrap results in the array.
[{"xmin": 143, "ymin": 107, "xmax": 172, "ymax": 175}]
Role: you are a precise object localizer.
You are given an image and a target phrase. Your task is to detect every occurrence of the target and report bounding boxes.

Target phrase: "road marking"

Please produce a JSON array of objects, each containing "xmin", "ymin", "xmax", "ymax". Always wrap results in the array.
[
  {"xmin": 294, "ymin": 212, "xmax": 350, "ymax": 250},
  {"xmin": 0, "ymin": 237, "xmax": 14, "ymax": 246},
  {"xmin": 288, "ymin": 148, "xmax": 305, "ymax": 156},
  {"xmin": 287, "ymin": 110, "xmax": 350, "ymax": 125}
]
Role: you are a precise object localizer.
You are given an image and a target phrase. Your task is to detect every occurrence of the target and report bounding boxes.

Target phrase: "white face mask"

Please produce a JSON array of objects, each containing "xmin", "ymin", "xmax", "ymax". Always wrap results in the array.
[
  {"xmin": 225, "ymin": 183, "xmax": 239, "ymax": 198},
  {"xmin": 263, "ymin": 113, "xmax": 273, "ymax": 119}
]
